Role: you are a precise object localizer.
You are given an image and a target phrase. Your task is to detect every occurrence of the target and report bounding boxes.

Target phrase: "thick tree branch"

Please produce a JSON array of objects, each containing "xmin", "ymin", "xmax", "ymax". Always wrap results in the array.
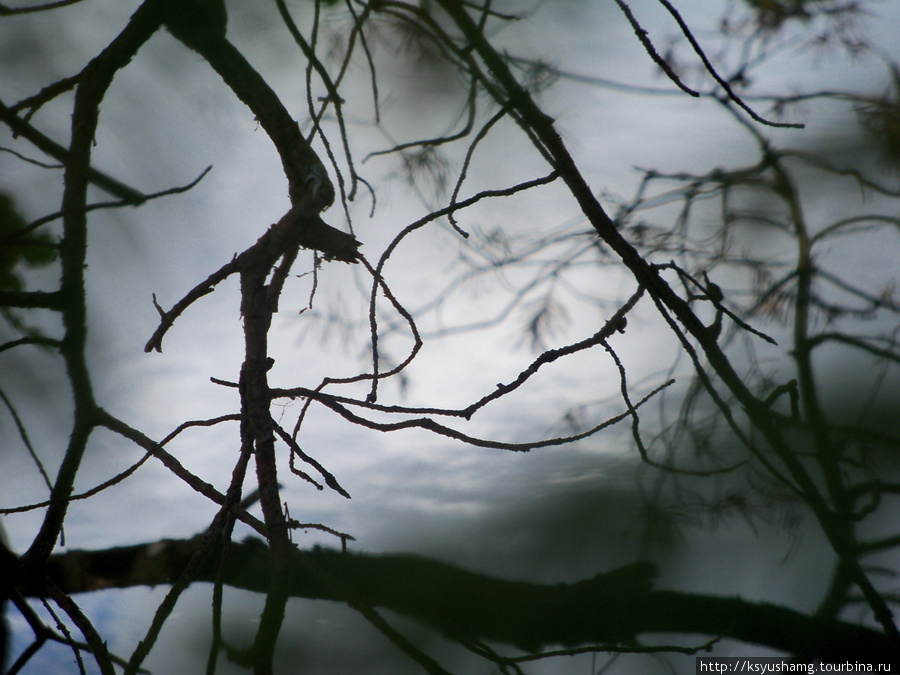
[
  {"xmin": 22, "ymin": 539, "xmax": 898, "ymax": 663},
  {"xmin": 18, "ymin": 0, "xmax": 164, "ymax": 577},
  {"xmin": 434, "ymin": 0, "xmax": 899, "ymax": 642}
]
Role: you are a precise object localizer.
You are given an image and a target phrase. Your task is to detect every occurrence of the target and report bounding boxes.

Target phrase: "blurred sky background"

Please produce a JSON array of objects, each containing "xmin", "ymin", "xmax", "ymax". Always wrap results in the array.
[{"xmin": 2, "ymin": 1, "xmax": 900, "ymax": 673}]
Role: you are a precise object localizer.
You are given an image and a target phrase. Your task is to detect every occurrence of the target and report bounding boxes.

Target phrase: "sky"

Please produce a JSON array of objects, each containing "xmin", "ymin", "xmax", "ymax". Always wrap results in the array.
[{"xmin": 2, "ymin": 1, "xmax": 900, "ymax": 673}]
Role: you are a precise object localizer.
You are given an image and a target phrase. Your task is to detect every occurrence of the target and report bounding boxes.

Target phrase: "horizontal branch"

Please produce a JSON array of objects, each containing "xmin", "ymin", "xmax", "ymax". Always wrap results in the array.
[
  {"xmin": 0, "ymin": 289, "xmax": 61, "ymax": 310},
  {"xmin": 272, "ymin": 380, "xmax": 670, "ymax": 453},
  {"xmin": 18, "ymin": 538, "xmax": 897, "ymax": 663}
]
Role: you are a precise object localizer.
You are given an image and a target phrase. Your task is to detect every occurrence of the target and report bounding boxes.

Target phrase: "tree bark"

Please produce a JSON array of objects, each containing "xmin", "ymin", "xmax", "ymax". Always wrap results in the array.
[{"xmin": 17, "ymin": 537, "xmax": 897, "ymax": 663}]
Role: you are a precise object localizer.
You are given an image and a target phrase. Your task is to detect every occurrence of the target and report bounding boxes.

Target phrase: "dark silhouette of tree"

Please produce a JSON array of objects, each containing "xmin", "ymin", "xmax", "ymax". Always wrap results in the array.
[{"xmin": 1, "ymin": 1, "xmax": 899, "ymax": 673}]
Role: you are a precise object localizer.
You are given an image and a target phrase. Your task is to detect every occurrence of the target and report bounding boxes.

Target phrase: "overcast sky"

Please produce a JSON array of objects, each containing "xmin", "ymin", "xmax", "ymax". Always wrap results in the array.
[{"xmin": 3, "ymin": 1, "xmax": 900, "ymax": 673}]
